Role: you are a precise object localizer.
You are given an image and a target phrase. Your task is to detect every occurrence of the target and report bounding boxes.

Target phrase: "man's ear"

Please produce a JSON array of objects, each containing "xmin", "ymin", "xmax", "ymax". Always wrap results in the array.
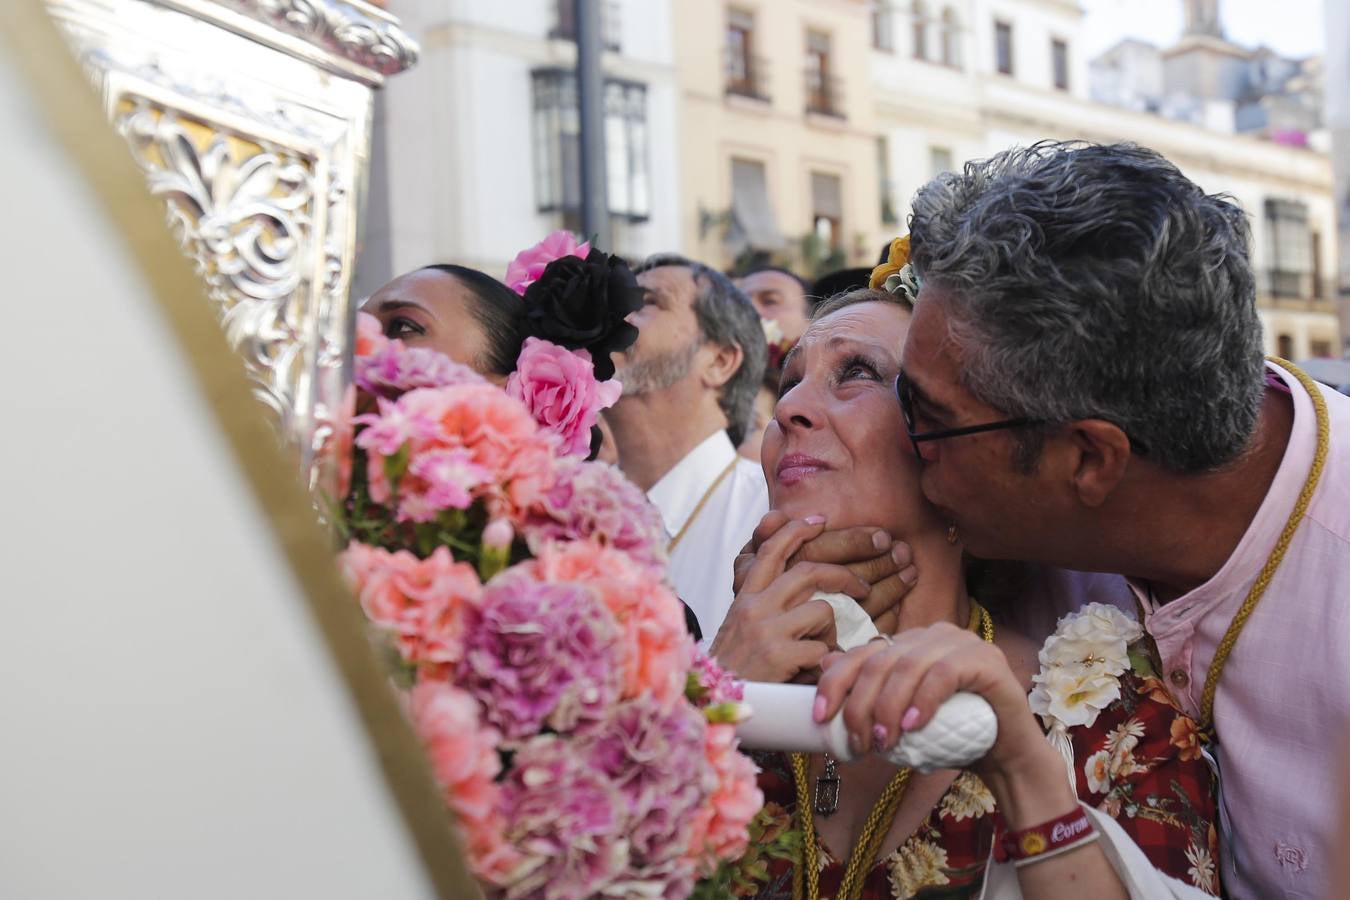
[
  {"xmin": 701, "ymin": 341, "xmax": 744, "ymax": 390},
  {"xmin": 1066, "ymin": 419, "xmax": 1133, "ymax": 507}
]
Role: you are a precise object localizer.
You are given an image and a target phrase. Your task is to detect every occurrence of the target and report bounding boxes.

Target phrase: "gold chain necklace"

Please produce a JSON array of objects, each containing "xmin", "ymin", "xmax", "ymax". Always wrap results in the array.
[
  {"xmin": 665, "ymin": 457, "xmax": 738, "ymax": 554},
  {"xmin": 1139, "ymin": 358, "xmax": 1330, "ymax": 742},
  {"xmin": 791, "ymin": 602, "xmax": 994, "ymax": 900}
]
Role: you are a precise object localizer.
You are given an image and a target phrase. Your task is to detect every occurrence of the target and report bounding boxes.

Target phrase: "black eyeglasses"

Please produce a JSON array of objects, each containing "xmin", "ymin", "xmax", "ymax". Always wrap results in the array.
[{"xmin": 895, "ymin": 370, "xmax": 1044, "ymax": 459}]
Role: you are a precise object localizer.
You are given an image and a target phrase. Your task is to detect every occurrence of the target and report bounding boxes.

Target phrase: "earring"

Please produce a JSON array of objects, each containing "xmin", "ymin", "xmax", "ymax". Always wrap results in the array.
[{"xmin": 946, "ymin": 524, "xmax": 959, "ymax": 545}]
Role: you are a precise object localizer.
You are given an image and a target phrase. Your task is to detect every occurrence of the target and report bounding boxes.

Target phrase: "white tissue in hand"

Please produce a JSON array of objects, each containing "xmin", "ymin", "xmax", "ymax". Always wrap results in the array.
[{"xmin": 812, "ymin": 591, "xmax": 879, "ymax": 650}]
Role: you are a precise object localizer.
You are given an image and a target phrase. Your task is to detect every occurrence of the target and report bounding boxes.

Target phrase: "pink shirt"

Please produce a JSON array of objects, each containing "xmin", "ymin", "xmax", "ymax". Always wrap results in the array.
[{"xmin": 1133, "ymin": 362, "xmax": 1350, "ymax": 899}]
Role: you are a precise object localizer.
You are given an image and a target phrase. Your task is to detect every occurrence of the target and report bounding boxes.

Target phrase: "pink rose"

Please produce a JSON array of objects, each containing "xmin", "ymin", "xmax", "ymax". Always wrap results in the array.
[
  {"xmin": 504, "ymin": 231, "xmax": 591, "ymax": 295},
  {"xmin": 507, "ymin": 338, "xmax": 622, "ymax": 457}
]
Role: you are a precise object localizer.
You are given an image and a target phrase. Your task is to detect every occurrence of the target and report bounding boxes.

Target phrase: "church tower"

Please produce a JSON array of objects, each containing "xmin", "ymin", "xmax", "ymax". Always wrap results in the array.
[{"xmin": 1183, "ymin": 0, "xmax": 1224, "ymax": 39}]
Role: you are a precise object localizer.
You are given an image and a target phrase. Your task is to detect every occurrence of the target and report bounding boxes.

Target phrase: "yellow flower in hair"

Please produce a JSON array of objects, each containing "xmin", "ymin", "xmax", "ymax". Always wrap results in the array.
[{"xmin": 869, "ymin": 235, "xmax": 912, "ymax": 289}]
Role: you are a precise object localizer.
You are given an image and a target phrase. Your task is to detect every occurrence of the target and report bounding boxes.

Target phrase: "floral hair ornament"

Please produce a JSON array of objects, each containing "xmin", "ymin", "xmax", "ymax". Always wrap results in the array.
[
  {"xmin": 503, "ymin": 231, "xmax": 644, "ymax": 455},
  {"xmin": 870, "ymin": 234, "xmax": 921, "ymax": 303},
  {"xmin": 506, "ymin": 230, "xmax": 643, "ymax": 383}
]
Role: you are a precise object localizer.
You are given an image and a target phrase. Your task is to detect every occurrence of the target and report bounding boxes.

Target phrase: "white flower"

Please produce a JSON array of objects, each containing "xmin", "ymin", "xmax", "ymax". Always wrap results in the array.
[
  {"xmin": 1105, "ymin": 718, "xmax": 1147, "ymax": 756},
  {"xmin": 1029, "ymin": 664, "xmax": 1122, "ymax": 728},
  {"xmin": 886, "ymin": 836, "xmax": 950, "ymax": 899},
  {"xmin": 939, "ymin": 772, "xmax": 996, "ymax": 822},
  {"xmin": 1186, "ymin": 841, "xmax": 1218, "ymax": 894},
  {"xmin": 760, "ymin": 318, "xmax": 784, "ymax": 346},
  {"xmin": 1085, "ymin": 749, "xmax": 1114, "ymax": 794},
  {"xmin": 1030, "ymin": 603, "xmax": 1142, "ymax": 730}
]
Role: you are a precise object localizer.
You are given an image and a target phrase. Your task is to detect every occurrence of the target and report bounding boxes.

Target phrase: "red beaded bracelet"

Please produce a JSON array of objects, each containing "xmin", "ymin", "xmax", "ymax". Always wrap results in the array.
[{"xmin": 995, "ymin": 808, "xmax": 1099, "ymax": 868}]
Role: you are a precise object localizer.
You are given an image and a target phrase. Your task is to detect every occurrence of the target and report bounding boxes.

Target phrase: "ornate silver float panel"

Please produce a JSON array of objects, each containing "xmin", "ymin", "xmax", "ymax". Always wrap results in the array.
[{"xmin": 44, "ymin": 0, "xmax": 416, "ymax": 490}]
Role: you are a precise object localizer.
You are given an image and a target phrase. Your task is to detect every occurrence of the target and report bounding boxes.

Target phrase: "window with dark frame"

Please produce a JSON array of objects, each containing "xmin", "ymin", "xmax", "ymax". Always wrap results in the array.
[
  {"xmin": 940, "ymin": 8, "xmax": 960, "ymax": 67},
  {"xmin": 726, "ymin": 8, "xmax": 762, "ymax": 98},
  {"xmin": 872, "ymin": 1, "xmax": 895, "ymax": 52},
  {"xmin": 1265, "ymin": 198, "xmax": 1312, "ymax": 298},
  {"xmin": 805, "ymin": 29, "xmax": 840, "ymax": 116},
  {"xmin": 549, "ymin": 0, "xmax": 621, "ymax": 51},
  {"xmin": 1052, "ymin": 38, "xmax": 1070, "ymax": 90},
  {"xmin": 811, "ymin": 171, "xmax": 844, "ymax": 251},
  {"xmin": 1277, "ymin": 334, "xmax": 1295, "ymax": 359},
  {"xmin": 995, "ymin": 20, "xmax": 1014, "ymax": 75},
  {"xmin": 877, "ymin": 136, "xmax": 898, "ymax": 225},
  {"xmin": 912, "ymin": 1, "xmax": 928, "ymax": 61},
  {"xmin": 531, "ymin": 70, "xmax": 650, "ymax": 224}
]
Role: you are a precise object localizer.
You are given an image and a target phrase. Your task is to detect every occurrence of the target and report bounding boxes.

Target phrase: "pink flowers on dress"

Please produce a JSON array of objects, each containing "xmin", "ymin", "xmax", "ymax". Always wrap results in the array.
[
  {"xmin": 336, "ymin": 311, "xmax": 762, "ymax": 898},
  {"xmin": 507, "ymin": 337, "xmax": 621, "ymax": 457},
  {"xmin": 504, "ymin": 231, "xmax": 591, "ymax": 295}
]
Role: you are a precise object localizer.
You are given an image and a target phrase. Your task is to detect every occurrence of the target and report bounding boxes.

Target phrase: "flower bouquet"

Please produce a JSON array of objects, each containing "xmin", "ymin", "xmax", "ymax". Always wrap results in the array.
[{"xmin": 332, "ymin": 295, "xmax": 770, "ymax": 897}]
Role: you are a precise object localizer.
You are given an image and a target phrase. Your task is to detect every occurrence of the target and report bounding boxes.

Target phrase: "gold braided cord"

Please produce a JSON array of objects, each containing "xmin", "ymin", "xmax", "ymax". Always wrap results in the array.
[
  {"xmin": 792, "ymin": 602, "xmax": 995, "ymax": 900},
  {"xmin": 1196, "ymin": 358, "xmax": 1330, "ymax": 737},
  {"xmin": 665, "ymin": 457, "xmax": 738, "ymax": 554}
]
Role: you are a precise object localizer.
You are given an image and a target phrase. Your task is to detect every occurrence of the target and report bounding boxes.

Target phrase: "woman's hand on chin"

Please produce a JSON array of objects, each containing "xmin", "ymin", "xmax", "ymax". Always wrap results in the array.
[
  {"xmin": 709, "ymin": 517, "xmax": 871, "ymax": 684},
  {"xmin": 731, "ymin": 511, "xmax": 918, "ymax": 633},
  {"xmin": 812, "ymin": 624, "xmax": 1074, "ymax": 818}
]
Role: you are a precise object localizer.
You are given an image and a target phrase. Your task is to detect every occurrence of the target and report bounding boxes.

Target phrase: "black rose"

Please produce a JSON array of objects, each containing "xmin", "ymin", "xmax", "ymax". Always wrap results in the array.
[{"xmin": 520, "ymin": 248, "xmax": 642, "ymax": 382}]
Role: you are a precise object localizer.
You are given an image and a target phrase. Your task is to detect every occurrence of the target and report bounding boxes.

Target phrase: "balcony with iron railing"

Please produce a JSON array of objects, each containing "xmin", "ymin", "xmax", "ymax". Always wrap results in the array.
[
  {"xmin": 1260, "ymin": 269, "xmax": 1339, "ymax": 312},
  {"xmin": 724, "ymin": 49, "xmax": 770, "ymax": 102},
  {"xmin": 804, "ymin": 70, "xmax": 846, "ymax": 118}
]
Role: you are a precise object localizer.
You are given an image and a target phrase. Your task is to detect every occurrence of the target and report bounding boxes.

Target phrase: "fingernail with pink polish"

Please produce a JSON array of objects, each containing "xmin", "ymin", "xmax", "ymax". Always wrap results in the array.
[
  {"xmin": 804, "ymin": 514, "xmax": 826, "ymax": 525},
  {"xmin": 812, "ymin": 695, "xmax": 828, "ymax": 723},
  {"xmin": 872, "ymin": 724, "xmax": 889, "ymax": 751},
  {"xmin": 901, "ymin": 706, "xmax": 921, "ymax": 730}
]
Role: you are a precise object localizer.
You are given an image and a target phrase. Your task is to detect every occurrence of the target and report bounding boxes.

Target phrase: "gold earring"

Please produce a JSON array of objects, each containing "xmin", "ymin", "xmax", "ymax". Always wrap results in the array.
[{"xmin": 946, "ymin": 524, "xmax": 959, "ymax": 545}]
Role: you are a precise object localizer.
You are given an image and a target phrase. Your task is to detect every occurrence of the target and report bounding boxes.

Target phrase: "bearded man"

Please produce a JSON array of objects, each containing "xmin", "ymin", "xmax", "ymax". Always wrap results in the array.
[{"xmin": 607, "ymin": 254, "xmax": 768, "ymax": 636}]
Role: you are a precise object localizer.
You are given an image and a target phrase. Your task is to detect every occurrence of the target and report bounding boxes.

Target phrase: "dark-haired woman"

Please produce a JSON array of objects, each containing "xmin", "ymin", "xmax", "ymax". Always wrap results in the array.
[{"xmin": 364, "ymin": 264, "xmax": 524, "ymax": 382}]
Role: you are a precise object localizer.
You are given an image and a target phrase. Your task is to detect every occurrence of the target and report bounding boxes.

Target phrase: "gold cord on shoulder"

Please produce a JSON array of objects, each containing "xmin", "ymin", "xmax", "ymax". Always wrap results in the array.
[
  {"xmin": 665, "ymin": 457, "xmax": 738, "ymax": 554},
  {"xmin": 1195, "ymin": 358, "xmax": 1330, "ymax": 739}
]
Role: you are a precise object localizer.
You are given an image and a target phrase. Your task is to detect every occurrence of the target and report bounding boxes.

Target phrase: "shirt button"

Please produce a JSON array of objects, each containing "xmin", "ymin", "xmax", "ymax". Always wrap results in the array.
[{"xmin": 1169, "ymin": 669, "xmax": 1190, "ymax": 688}]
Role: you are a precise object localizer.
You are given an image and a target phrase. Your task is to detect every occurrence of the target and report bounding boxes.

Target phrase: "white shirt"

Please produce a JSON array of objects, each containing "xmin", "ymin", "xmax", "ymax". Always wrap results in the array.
[{"xmin": 648, "ymin": 430, "xmax": 769, "ymax": 639}]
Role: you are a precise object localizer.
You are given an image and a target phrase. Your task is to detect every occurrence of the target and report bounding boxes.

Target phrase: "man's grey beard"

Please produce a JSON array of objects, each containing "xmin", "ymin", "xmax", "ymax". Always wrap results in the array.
[{"xmin": 618, "ymin": 337, "xmax": 701, "ymax": 397}]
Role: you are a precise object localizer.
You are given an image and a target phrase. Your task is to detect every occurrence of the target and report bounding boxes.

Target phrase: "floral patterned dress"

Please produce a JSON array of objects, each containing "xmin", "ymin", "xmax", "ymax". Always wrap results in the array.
[{"xmin": 750, "ymin": 604, "xmax": 1221, "ymax": 899}]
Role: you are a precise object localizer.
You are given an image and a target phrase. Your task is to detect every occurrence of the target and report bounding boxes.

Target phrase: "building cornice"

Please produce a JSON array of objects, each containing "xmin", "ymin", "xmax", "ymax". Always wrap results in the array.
[{"xmin": 977, "ymin": 87, "xmax": 1332, "ymax": 193}]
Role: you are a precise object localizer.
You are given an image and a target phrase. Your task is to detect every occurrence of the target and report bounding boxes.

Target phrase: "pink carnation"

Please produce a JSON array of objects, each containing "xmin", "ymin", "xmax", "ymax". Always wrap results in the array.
[
  {"xmin": 531, "ymin": 540, "xmax": 693, "ymax": 703},
  {"xmin": 408, "ymin": 680, "xmax": 523, "ymax": 883},
  {"xmin": 355, "ymin": 311, "xmax": 389, "ymax": 358},
  {"xmin": 524, "ymin": 459, "xmax": 668, "ymax": 573},
  {"xmin": 688, "ymin": 649, "xmax": 746, "ymax": 708},
  {"xmin": 340, "ymin": 543, "xmax": 482, "ymax": 666},
  {"xmin": 499, "ymin": 736, "xmax": 627, "ymax": 899},
  {"xmin": 581, "ymin": 696, "xmax": 714, "ymax": 898},
  {"xmin": 685, "ymin": 723, "xmax": 762, "ymax": 871},
  {"xmin": 356, "ymin": 384, "xmax": 559, "ymax": 523},
  {"xmin": 402, "ymin": 448, "xmax": 492, "ymax": 522},
  {"xmin": 504, "ymin": 231, "xmax": 591, "ymax": 295},
  {"xmin": 506, "ymin": 338, "xmax": 621, "ymax": 457},
  {"xmin": 456, "ymin": 570, "xmax": 625, "ymax": 741},
  {"xmin": 317, "ymin": 384, "xmax": 357, "ymax": 501}
]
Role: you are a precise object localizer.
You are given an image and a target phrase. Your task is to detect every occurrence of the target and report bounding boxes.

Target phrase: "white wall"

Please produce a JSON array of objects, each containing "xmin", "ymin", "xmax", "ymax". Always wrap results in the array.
[
  {"xmin": 375, "ymin": 0, "xmax": 680, "ymax": 284},
  {"xmin": 0, "ymin": 46, "xmax": 437, "ymax": 900}
]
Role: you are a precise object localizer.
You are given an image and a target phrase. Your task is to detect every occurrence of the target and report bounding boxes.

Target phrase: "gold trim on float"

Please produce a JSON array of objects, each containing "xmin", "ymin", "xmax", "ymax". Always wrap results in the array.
[{"xmin": 0, "ymin": 3, "xmax": 481, "ymax": 898}]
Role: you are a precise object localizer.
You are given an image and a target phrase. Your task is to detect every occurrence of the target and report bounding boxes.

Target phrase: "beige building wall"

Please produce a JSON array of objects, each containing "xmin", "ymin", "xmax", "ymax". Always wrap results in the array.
[
  {"xmin": 871, "ymin": 0, "xmax": 1340, "ymax": 360},
  {"xmin": 671, "ymin": 0, "xmax": 882, "ymax": 274}
]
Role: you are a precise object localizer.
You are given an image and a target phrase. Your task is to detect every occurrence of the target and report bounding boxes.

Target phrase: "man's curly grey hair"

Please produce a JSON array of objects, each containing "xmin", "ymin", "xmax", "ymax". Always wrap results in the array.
[
  {"xmin": 908, "ymin": 141, "xmax": 1266, "ymax": 474},
  {"xmin": 635, "ymin": 254, "xmax": 767, "ymax": 446}
]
